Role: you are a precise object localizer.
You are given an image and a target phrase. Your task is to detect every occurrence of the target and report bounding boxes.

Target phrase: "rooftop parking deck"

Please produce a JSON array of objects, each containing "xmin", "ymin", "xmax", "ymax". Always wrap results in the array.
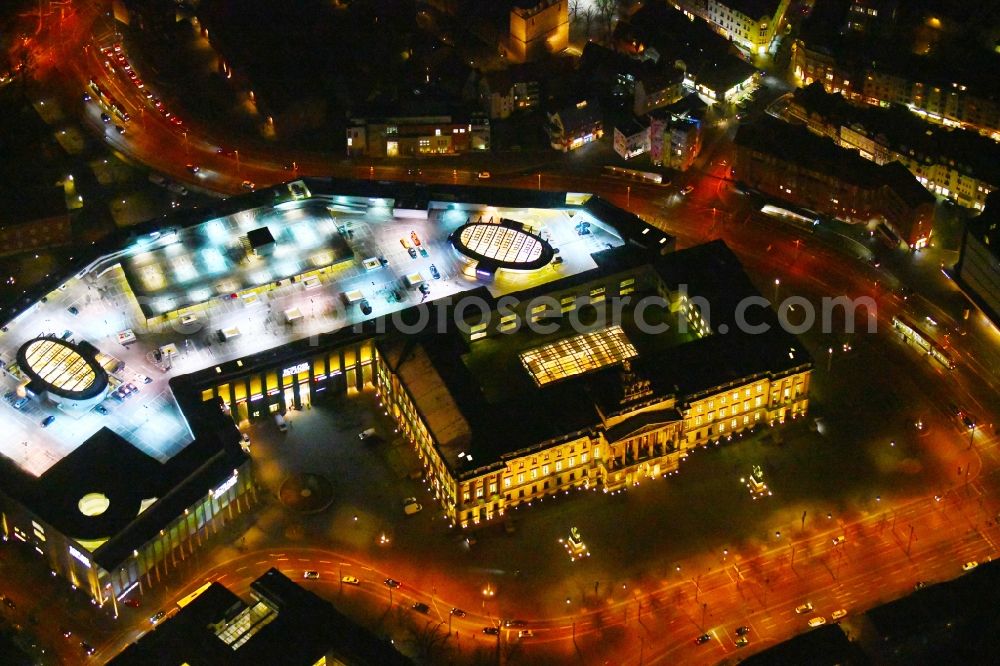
[{"xmin": 0, "ymin": 189, "xmax": 631, "ymax": 476}]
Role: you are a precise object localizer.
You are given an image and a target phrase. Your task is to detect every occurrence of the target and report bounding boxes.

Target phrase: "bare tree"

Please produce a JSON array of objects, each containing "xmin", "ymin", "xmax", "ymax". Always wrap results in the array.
[
  {"xmin": 583, "ymin": 8, "xmax": 595, "ymax": 39},
  {"xmin": 569, "ymin": 0, "xmax": 582, "ymax": 22},
  {"xmin": 595, "ymin": 0, "xmax": 617, "ymax": 41}
]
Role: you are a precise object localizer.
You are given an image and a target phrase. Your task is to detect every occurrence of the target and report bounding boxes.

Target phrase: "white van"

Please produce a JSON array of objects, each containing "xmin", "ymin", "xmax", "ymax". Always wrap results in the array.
[{"xmin": 274, "ymin": 413, "xmax": 288, "ymax": 432}]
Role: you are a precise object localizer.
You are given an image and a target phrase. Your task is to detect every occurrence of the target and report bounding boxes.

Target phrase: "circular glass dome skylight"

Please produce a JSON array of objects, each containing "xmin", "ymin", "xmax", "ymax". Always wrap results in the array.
[{"xmin": 78, "ymin": 493, "xmax": 110, "ymax": 517}]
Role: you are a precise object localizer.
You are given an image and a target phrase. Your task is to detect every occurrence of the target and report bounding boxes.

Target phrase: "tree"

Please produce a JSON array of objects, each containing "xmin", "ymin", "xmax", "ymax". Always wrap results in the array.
[
  {"xmin": 595, "ymin": 0, "xmax": 616, "ymax": 41},
  {"xmin": 569, "ymin": 0, "xmax": 582, "ymax": 22}
]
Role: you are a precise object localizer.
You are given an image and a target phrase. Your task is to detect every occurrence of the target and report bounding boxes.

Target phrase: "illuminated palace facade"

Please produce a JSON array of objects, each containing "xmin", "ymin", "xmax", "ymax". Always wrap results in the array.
[{"xmin": 372, "ymin": 241, "xmax": 812, "ymax": 529}]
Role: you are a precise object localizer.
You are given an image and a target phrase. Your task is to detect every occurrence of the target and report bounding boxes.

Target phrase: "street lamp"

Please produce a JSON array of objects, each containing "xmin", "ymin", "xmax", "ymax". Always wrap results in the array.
[
  {"xmin": 827, "ymin": 347, "xmax": 833, "ymax": 371},
  {"xmin": 537, "ymin": 173, "xmax": 541, "ymax": 190},
  {"xmin": 773, "ymin": 278, "xmax": 780, "ymax": 303}
]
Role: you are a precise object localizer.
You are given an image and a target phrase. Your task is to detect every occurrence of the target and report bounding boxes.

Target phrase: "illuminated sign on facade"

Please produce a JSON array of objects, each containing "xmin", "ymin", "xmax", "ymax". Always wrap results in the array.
[
  {"xmin": 282, "ymin": 363, "xmax": 309, "ymax": 378},
  {"xmin": 69, "ymin": 545, "xmax": 91, "ymax": 568},
  {"xmin": 213, "ymin": 475, "xmax": 238, "ymax": 497}
]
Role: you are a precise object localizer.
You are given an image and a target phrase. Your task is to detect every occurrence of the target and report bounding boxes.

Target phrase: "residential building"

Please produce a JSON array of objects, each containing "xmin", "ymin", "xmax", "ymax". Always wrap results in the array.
[
  {"xmin": 547, "ymin": 99, "xmax": 603, "ymax": 151},
  {"xmin": 110, "ymin": 568, "xmax": 411, "ymax": 665},
  {"xmin": 692, "ymin": 57, "xmax": 759, "ymax": 104},
  {"xmin": 786, "ymin": 82, "xmax": 1000, "ymax": 210},
  {"xmin": 667, "ymin": 117, "xmax": 704, "ymax": 171},
  {"xmin": 618, "ymin": 3, "xmax": 760, "ymax": 105},
  {"xmin": 954, "ymin": 192, "xmax": 1000, "ymax": 328},
  {"xmin": 612, "ymin": 118, "xmax": 651, "ymax": 160},
  {"xmin": 791, "ymin": 0, "xmax": 1000, "ymax": 139},
  {"xmin": 673, "ymin": 0, "xmax": 791, "ymax": 54},
  {"xmin": 507, "ymin": 0, "xmax": 569, "ymax": 63},
  {"xmin": 477, "ymin": 59, "xmax": 572, "ymax": 120},
  {"xmin": 346, "ymin": 114, "xmax": 490, "ymax": 157},
  {"xmin": 634, "ymin": 68, "xmax": 687, "ymax": 115},
  {"xmin": 733, "ymin": 117, "xmax": 935, "ymax": 247}
]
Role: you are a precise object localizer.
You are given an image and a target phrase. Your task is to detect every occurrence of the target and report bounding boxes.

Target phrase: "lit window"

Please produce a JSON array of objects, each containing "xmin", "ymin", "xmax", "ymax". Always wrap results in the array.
[
  {"xmin": 476, "ymin": 488, "xmax": 483, "ymax": 498},
  {"xmin": 504, "ymin": 477, "xmax": 512, "ymax": 488},
  {"xmin": 531, "ymin": 469, "xmax": 538, "ymax": 480},
  {"xmin": 517, "ymin": 473, "xmax": 524, "ymax": 484},
  {"xmin": 542, "ymin": 465, "xmax": 549, "ymax": 475},
  {"xmin": 489, "ymin": 483, "xmax": 497, "ymax": 494},
  {"xmin": 555, "ymin": 461, "xmax": 563, "ymax": 472}
]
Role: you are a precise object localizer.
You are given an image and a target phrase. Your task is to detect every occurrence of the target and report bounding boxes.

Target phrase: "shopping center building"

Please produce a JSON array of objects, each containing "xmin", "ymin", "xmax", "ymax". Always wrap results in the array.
[{"xmin": 0, "ymin": 178, "xmax": 808, "ymax": 607}]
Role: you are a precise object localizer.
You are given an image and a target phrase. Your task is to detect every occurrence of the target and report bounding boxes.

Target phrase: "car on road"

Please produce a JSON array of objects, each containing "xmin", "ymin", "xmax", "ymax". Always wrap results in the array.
[
  {"xmin": 68, "ymin": 306, "xmax": 79, "ymax": 315},
  {"xmin": 963, "ymin": 561, "xmax": 979, "ymax": 572},
  {"xmin": 482, "ymin": 626, "xmax": 500, "ymax": 635},
  {"xmin": 138, "ymin": 374, "xmax": 153, "ymax": 384},
  {"xmin": 81, "ymin": 641, "xmax": 96, "ymax": 656},
  {"xmin": 358, "ymin": 428, "xmax": 376, "ymax": 441},
  {"xmin": 680, "ymin": 185, "xmax": 695, "ymax": 196},
  {"xmin": 410, "ymin": 231, "xmax": 422, "ymax": 246},
  {"xmin": 735, "ymin": 635, "xmax": 749, "ymax": 647},
  {"xmin": 429, "ymin": 264, "xmax": 440, "ymax": 279},
  {"xmin": 384, "ymin": 578, "xmax": 400, "ymax": 588},
  {"xmin": 736, "ymin": 626, "xmax": 750, "ymax": 636},
  {"xmin": 518, "ymin": 630, "xmax": 534, "ymax": 639},
  {"xmin": 407, "ymin": 247, "xmax": 418, "ymax": 259},
  {"xmin": 3, "ymin": 597, "xmax": 15, "ymax": 609},
  {"xmin": 100, "ymin": 112, "xmax": 111, "ymax": 123},
  {"xmin": 695, "ymin": 633, "xmax": 711, "ymax": 645},
  {"xmin": 450, "ymin": 608, "xmax": 467, "ymax": 617},
  {"xmin": 808, "ymin": 616, "xmax": 827, "ymax": 627},
  {"xmin": 412, "ymin": 602, "xmax": 430, "ymax": 614},
  {"xmin": 795, "ymin": 602, "xmax": 814, "ymax": 614},
  {"xmin": 303, "ymin": 570, "xmax": 320, "ymax": 580},
  {"xmin": 359, "ymin": 298, "xmax": 373, "ymax": 316},
  {"xmin": 13, "ymin": 397, "xmax": 29, "ymax": 409},
  {"xmin": 185, "ymin": 164, "xmax": 200, "ymax": 174},
  {"xmin": 241, "ymin": 180, "xmax": 256, "ymax": 191},
  {"xmin": 404, "ymin": 501, "xmax": 422, "ymax": 516},
  {"xmin": 934, "ymin": 494, "xmax": 943, "ymax": 502},
  {"xmin": 341, "ymin": 576, "xmax": 360, "ymax": 586},
  {"xmin": 504, "ymin": 619, "xmax": 528, "ymax": 628},
  {"xmin": 914, "ymin": 581, "xmax": 927, "ymax": 590},
  {"xmin": 126, "ymin": 382, "xmax": 138, "ymax": 394},
  {"xmin": 477, "ymin": 171, "xmax": 491, "ymax": 179},
  {"xmin": 61, "ymin": 627, "xmax": 72, "ymax": 638},
  {"xmin": 114, "ymin": 124, "xmax": 125, "ymax": 135},
  {"xmin": 961, "ymin": 413, "xmax": 977, "ymax": 430},
  {"xmin": 832, "ymin": 609, "xmax": 847, "ymax": 620},
  {"xmin": 123, "ymin": 597, "xmax": 140, "ymax": 608},
  {"xmin": 41, "ymin": 415, "xmax": 56, "ymax": 427},
  {"xmin": 832, "ymin": 535, "xmax": 845, "ymax": 545},
  {"xmin": 150, "ymin": 610, "xmax": 166, "ymax": 624}
]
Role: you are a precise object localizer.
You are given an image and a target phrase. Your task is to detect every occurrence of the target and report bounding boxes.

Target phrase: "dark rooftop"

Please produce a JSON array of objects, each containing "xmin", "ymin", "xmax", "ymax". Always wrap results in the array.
[
  {"xmin": 110, "ymin": 569, "xmax": 412, "ymax": 666},
  {"xmin": 735, "ymin": 116, "xmax": 933, "ymax": 205},
  {"xmin": 792, "ymin": 82, "xmax": 1000, "ymax": 185},
  {"xmin": 724, "ymin": 0, "xmax": 786, "ymax": 19},
  {"xmin": 0, "ymin": 395, "xmax": 247, "ymax": 571},
  {"xmin": 380, "ymin": 240, "xmax": 811, "ymax": 478}
]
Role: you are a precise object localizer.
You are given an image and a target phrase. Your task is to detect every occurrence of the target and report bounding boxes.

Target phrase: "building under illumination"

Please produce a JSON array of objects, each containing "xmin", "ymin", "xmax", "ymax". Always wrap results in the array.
[
  {"xmin": 0, "ymin": 177, "xmax": 807, "ymax": 599},
  {"xmin": 373, "ymin": 240, "xmax": 812, "ymax": 528},
  {"xmin": 507, "ymin": 0, "xmax": 569, "ymax": 63},
  {"xmin": 673, "ymin": 0, "xmax": 791, "ymax": 55},
  {"xmin": 0, "ymin": 179, "xmax": 671, "ymax": 602}
]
